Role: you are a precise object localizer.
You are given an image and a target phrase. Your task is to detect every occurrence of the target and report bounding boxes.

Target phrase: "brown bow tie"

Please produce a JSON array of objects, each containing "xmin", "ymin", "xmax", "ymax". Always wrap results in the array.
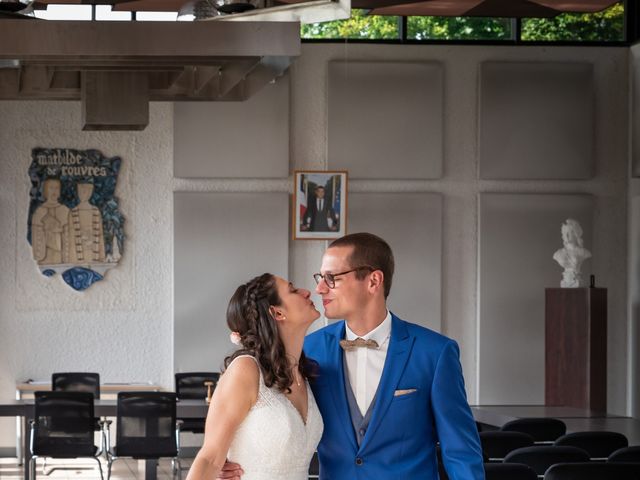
[{"xmin": 339, "ymin": 337, "xmax": 379, "ymax": 351}]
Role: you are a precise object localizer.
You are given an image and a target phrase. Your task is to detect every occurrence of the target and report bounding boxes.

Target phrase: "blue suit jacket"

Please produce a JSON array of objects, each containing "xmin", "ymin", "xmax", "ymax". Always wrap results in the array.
[{"xmin": 304, "ymin": 313, "xmax": 484, "ymax": 480}]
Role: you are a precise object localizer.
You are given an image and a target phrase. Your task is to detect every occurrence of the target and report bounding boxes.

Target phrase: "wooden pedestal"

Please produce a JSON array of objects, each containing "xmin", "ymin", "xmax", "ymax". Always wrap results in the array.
[{"xmin": 545, "ymin": 287, "xmax": 607, "ymax": 412}]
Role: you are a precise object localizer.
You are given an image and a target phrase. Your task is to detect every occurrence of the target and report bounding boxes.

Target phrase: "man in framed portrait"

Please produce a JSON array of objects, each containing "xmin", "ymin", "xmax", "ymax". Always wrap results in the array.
[{"xmin": 303, "ymin": 185, "xmax": 338, "ymax": 232}]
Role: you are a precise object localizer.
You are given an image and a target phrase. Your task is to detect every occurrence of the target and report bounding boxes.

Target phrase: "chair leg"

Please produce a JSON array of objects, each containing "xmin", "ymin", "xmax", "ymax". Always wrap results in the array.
[
  {"xmin": 171, "ymin": 458, "xmax": 181, "ymax": 480},
  {"xmin": 29, "ymin": 456, "xmax": 37, "ymax": 480},
  {"xmin": 107, "ymin": 456, "xmax": 116, "ymax": 480},
  {"xmin": 93, "ymin": 456, "xmax": 104, "ymax": 480},
  {"xmin": 101, "ymin": 419, "xmax": 112, "ymax": 462}
]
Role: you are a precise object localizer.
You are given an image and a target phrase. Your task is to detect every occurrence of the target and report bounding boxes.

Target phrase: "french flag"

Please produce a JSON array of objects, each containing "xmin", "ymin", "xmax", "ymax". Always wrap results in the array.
[{"xmin": 299, "ymin": 176, "xmax": 307, "ymax": 219}]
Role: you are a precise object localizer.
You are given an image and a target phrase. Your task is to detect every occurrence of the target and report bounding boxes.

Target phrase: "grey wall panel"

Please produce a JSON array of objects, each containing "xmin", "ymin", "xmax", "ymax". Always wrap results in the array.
[
  {"xmin": 328, "ymin": 61, "xmax": 443, "ymax": 179},
  {"xmin": 174, "ymin": 192, "xmax": 289, "ymax": 372},
  {"xmin": 174, "ymin": 76, "xmax": 289, "ymax": 178},
  {"xmin": 479, "ymin": 62, "xmax": 594, "ymax": 179},
  {"xmin": 632, "ymin": 46, "xmax": 640, "ymax": 177},
  {"xmin": 628, "ymin": 182, "xmax": 640, "ymax": 417},
  {"xmin": 479, "ymin": 193, "xmax": 594, "ymax": 404},
  {"xmin": 348, "ymin": 193, "xmax": 442, "ymax": 330}
]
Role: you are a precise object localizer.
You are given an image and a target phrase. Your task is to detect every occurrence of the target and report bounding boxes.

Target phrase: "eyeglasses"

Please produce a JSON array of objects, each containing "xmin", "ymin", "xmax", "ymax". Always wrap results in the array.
[{"xmin": 313, "ymin": 266, "xmax": 374, "ymax": 289}]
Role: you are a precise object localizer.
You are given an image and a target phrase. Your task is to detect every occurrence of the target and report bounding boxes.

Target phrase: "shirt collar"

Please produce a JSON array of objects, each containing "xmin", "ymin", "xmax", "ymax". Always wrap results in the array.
[{"xmin": 345, "ymin": 310, "xmax": 392, "ymax": 344}]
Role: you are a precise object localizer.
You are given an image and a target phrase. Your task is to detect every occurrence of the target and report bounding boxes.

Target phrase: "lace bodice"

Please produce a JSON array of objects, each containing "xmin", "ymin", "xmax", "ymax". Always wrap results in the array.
[{"xmin": 226, "ymin": 356, "xmax": 324, "ymax": 480}]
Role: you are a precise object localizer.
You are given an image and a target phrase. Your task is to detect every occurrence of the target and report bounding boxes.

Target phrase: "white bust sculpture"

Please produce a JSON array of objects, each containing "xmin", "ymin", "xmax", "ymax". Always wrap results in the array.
[{"xmin": 553, "ymin": 219, "xmax": 591, "ymax": 288}]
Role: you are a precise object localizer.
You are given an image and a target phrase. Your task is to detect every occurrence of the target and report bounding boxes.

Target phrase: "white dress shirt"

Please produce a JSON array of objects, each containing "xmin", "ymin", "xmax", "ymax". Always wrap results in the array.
[{"xmin": 344, "ymin": 311, "xmax": 391, "ymax": 416}]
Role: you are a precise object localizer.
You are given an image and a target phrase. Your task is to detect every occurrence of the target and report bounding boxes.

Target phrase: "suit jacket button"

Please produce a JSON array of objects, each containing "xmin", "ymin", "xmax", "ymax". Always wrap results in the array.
[{"xmin": 355, "ymin": 458, "xmax": 363, "ymax": 466}]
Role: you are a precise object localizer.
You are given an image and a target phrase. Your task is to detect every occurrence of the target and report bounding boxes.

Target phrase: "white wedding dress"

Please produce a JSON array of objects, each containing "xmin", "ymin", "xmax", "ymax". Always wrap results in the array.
[{"xmin": 226, "ymin": 356, "xmax": 324, "ymax": 480}]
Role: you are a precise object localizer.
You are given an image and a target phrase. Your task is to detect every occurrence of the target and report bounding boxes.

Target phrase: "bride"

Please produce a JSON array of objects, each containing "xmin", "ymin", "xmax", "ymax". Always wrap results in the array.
[{"xmin": 185, "ymin": 273, "xmax": 323, "ymax": 480}]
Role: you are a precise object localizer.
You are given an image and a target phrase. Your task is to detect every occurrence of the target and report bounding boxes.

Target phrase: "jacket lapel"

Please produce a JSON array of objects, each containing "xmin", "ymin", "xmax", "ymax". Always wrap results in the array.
[
  {"xmin": 359, "ymin": 314, "xmax": 414, "ymax": 451},
  {"xmin": 326, "ymin": 323, "xmax": 358, "ymax": 450}
]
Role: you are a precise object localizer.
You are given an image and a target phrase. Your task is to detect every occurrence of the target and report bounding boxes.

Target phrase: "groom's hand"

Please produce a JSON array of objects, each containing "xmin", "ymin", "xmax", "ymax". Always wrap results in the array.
[{"xmin": 217, "ymin": 461, "xmax": 244, "ymax": 479}]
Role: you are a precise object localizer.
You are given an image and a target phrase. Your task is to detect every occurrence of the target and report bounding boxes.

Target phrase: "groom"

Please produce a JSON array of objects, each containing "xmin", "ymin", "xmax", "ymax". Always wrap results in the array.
[
  {"xmin": 304, "ymin": 232, "xmax": 483, "ymax": 479},
  {"xmin": 219, "ymin": 232, "xmax": 484, "ymax": 479}
]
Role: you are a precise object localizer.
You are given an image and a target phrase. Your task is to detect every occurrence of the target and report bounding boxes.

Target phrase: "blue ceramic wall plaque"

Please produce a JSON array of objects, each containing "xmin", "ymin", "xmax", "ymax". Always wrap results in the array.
[{"xmin": 27, "ymin": 148, "xmax": 125, "ymax": 291}]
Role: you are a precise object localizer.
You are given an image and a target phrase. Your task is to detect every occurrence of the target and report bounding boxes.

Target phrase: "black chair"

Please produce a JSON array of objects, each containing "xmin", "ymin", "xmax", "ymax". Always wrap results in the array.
[
  {"xmin": 484, "ymin": 462, "xmax": 538, "ymax": 480},
  {"xmin": 29, "ymin": 391, "xmax": 103, "ymax": 480},
  {"xmin": 175, "ymin": 372, "xmax": 220, "ymax": 434},
  {"xmin": 107, "ymin": 391, "xmax": 181, "ymax": 480},
  {"xmin": 554, "ymin": 431, "xmax": 628, "ymax": 460},
  {"xmin": 504, "ymin": 446, "xmax": 590, "ymax": 476},
  {"xmin": 608, "ymin": 445, "xmax": 640, "ymax": 463},
  {"xmin": 481, "ymin": 431, "xmax": 535, "ymax": 461},
  {"xmin": 544, "ymin": 462, "xmax": 640, "ymax": 480},
  {"xmin": 52, "ymin": 372, "xmax": 101, "ymax": 398},
  {"xmin": 52, "ymin": 372, "xmax": 107, "ymax": 459},
  {"xmin": 501, "ymin": 418, "xmax": 567, "ymax": 444},
  {"xmin": 308, "ymin": 451, "xmax": 319, "ymax": 479}
]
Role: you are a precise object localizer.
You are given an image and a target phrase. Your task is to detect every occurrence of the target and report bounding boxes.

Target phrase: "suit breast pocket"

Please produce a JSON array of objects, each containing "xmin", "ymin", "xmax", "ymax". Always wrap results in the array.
[
  {"xmin": 393, "ymin": 388, "xmax": 418, "ymax": 400},
  {"xmin": 386, "ymin": 389, "xmax": 421, "ymax": 432}
]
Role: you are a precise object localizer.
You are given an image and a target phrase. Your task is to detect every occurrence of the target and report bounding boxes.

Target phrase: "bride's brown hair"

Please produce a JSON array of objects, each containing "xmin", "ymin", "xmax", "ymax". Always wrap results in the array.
[{"xmin": 223, "ymin": 273, "xmax": 315, "ymax": 393}]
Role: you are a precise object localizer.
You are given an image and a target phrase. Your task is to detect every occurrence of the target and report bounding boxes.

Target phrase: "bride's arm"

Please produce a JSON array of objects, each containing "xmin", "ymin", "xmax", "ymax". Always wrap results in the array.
[{"xmin": 185, "ymin": 357, "xmax": 259, "ymax": 480}]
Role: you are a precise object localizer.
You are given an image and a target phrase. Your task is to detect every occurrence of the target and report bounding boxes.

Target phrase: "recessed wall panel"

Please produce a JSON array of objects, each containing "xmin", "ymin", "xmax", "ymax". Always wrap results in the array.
[
  {"xmin": 174, "ymin": 192, "xmax": 289, "ymax": 372},
  {"xmin": 479, "ymin": 62, "xmax": 594, "ymax": 179},
  {"xmin": 328, "ymin": 61, "xmax": 443, "ymax": 179},
  {"xmin": 349, "ymin": 193, "xmax": 442, "ymax": 330},
  {"xmin": 174, "ymin": 76, "xmax": 289, "ymax": 178},
  {"xmin": 479, "ymin": 193, "xmax": 594, "ymax": 405},
  {"xmin": 632, "ymin": 46, "xmax": 640, "ymax": 177}
]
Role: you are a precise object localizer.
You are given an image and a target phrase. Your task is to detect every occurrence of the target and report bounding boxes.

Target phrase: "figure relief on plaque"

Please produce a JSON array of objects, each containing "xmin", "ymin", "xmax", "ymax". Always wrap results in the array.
[
  {"xmin": 68, "ymin": 182, "xmax": 106, "ymax": 264},
  {"xmin": 31, "ymin": 178, "xmax": 70, "ymax": 265}
]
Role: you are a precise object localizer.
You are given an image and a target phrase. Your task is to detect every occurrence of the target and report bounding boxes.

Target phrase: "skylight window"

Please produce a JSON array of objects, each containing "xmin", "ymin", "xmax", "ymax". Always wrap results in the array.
[{"xmin": 34, "ymin": 4, "xmax": 92, "ymax": 20}]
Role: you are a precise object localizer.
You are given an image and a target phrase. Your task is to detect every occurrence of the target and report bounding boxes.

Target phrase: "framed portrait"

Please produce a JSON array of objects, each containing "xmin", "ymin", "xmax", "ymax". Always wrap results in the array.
[{"xmin": 293, "ymin": 170, "xmax": 348, "ymax": 240}]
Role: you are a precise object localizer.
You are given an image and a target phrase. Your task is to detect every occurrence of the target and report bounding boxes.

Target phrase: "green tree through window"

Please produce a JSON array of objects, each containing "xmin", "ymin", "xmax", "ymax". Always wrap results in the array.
[
  {"xmin": 522, "ymin": 2, "xmax": 623, "ymax": 41},
  {"xmin": 407, "ymin": 16, "xmax": 512, "ymax": 40},
  {"xmin": 301, "ymin": 2, "xmax": 623, "ymax": 42},
  {"xmin": 301, "ymin": 9, "xmax": 399, "ymax": 39}
]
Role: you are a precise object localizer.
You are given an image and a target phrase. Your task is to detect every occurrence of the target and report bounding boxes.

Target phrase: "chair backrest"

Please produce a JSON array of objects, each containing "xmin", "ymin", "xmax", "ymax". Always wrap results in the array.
[
  {"xmin": 175, "ymin": 372, "xmax": 220, "ymax": 400},
  {"xmin": 554, "ymin": 431, "xmax": 628, "ymax": 459},
  {"xmin": 608, "ymin": 445, "xmax": 640, "ymax": 463},
  {"xmin": 308, "ymin": 451, "xmax": 319, "ymax": 477},
  {"xmin": 52, "ymin": 372, "xmax": 101, "ymax": 399},
  {"xmin": 116, "ymin": 391, "xmax": 178, "ymax": 459},
  {"xmin": 484, "ymin": 462, "xmax": 538, "ymax": 480},
  {"xmin": 501, "ymin": 418, "xmax": 567, "ymax": 443},
  {"xmin": 32, "ymin": 391, "xmax": 95, "ymax": 456},
  {"xmin": 481, "ymin": 431, "xmax": 535, "ymax": 461},
  {"xmin": 504, "ymin": 445, "xmax": 590, "ymax": 476},
  {"xmin": 544, "ymin": 462, "xmax": 640, "ymax": 480}
]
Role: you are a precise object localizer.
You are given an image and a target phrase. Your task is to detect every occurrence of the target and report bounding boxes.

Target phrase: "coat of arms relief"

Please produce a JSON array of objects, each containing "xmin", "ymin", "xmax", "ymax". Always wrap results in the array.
[{"xmin": 27, "ymin": 148, "xmax": 125, "ymax": 291}]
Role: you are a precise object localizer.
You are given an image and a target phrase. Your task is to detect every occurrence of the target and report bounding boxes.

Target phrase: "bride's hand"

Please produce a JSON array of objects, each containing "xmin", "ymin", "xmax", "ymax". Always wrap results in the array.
[{"xmin": 216, "ymin": 461, "xmax": 243, "ymax": 479}]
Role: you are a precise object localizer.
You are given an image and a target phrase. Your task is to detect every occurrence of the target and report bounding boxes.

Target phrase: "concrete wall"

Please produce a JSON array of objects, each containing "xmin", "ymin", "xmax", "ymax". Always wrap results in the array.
[
  {"xmin": 0, "ymin": 102, "xmax": 174, "ymax": 447},
  {"xmin": 628, "ymin": 44, "xmax": 640, "ymax": 420},
  {"xmin": 0, "ymin": 42, "xmax": 632, "ymax": 450},
  {"xmin": 286, "ymin": 44, "xmax": 628, "ymax": 413}
]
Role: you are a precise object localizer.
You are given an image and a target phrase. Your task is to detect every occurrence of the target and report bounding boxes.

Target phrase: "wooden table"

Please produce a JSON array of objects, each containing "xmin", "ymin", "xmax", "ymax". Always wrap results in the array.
[
  {"xmin": 16, "ymin": 382, "xmax": 161, "ymax": 397},
  {"xmin": 471, "ymin": 405, "xmax": 640, "ymax": 444}
]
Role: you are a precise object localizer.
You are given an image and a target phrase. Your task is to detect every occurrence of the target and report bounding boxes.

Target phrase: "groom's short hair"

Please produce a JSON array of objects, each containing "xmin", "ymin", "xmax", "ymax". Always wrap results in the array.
[{"xmin": 329, "ymin": 232, "xmax": 394, "ymax": 298}]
